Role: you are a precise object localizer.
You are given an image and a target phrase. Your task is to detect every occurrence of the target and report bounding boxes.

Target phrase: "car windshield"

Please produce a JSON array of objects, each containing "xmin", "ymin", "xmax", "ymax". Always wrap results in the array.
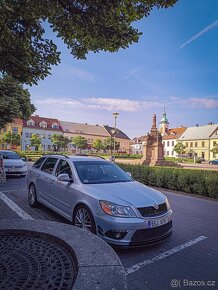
[
  {"xmin": 74, "ymin": 161, "xmax": 133, "ymax": 184},
  {"xmin": 1, "ymin": 151, "xmax": 21, "ymax": 160}
]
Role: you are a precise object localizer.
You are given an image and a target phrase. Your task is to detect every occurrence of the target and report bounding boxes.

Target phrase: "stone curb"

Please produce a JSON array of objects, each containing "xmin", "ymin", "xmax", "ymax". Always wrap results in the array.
[{"xmin": 0, "ymin": 219, "xmax": 127, "ymax": 290}]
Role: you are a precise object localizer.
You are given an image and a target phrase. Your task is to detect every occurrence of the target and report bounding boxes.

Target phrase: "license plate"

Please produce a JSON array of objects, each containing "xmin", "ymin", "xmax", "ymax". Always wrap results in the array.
[{"xmin": 148, "ymin": 215, "xmax": 170, "ymax": 228}]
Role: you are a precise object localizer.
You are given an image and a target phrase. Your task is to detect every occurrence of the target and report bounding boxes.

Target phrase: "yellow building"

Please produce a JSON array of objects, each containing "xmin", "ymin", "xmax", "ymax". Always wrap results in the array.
[
  {"xmin": 209, "ymin": 128, "xmax": 218, "ymax": 161},
  {"xmin": 178, "ymin": 124, "xmax": 218, "ymax": 161},
  {"xmin": 0, "ymin": 119, "xmax": 23, "ymax": 150}
]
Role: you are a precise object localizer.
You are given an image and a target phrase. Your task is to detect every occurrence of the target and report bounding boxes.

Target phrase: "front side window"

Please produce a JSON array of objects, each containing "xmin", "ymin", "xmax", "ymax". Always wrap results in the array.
[
  {"xmin": 74, "ymin": 161, "xmax": 132, "ymax": 184},
  {"xmin": 41, "ymin": 158, "xmax": 58, "ymax": 174},
  {"xmin": 55, "ymin": 160, "xmax": 73, "ymax": 178},
  {"xmin": 33, "ymin": 157, "xmax": 46, "ymax": 169}
]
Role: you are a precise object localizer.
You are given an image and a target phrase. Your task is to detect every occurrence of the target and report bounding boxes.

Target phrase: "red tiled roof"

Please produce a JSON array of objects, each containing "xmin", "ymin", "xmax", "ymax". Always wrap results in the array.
[
  {"xmin": 12, "ymin": 118, "xmax": 24, "ymax": 125},
  {"xmin": 163, "ymin": 127, "xmax": 187, "ymax": 140},
  {"xmin": 23, "ymin": 115, "xmax": 63, "ymax": 131}
]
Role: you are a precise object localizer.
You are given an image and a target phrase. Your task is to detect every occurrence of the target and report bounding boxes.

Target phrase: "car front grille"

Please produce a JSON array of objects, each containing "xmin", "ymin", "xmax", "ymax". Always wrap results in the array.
[
  {"xmin": 131, "ymin": 221, "xmax": 172, "ymax": 243},
  {"xmin": 137, "ymin": 202, "xmax": 167, "ymax": 217},
  {"xmin": 4, "ymin": 165, "xmax": 24, "ymax": 169}
]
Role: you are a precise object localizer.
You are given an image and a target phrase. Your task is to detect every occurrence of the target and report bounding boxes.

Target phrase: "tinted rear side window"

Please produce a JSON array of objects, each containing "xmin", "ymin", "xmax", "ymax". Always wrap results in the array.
[
  {"xmin": 33, "ymin": 157, "xmax": 46, "ymax": 169},
  {"xmin": 41, "ymin": 158, "xmax": 58, "ymax": 174}
]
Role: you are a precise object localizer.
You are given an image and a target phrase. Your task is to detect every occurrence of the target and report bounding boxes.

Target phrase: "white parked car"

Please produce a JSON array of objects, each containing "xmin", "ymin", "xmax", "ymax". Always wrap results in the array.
[{"xmin": 0, "ymin": 150, "xmax": 27, "ymax": 177}]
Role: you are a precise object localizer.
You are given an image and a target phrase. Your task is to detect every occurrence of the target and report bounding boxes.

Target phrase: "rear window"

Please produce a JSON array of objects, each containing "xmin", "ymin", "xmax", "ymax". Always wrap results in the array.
[{"xmin": 33, "ymin": 157, "xmax": 46, "ymax": 169}]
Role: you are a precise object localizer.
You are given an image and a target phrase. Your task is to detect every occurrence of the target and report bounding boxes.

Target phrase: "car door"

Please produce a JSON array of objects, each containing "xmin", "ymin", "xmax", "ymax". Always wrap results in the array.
[
  {"xmin": 36, "ymin": 157, "xmax": 58, "ymax": 206},
  {"xmin": 50, "ymin": 159, "xmax": 77, "ymax": 219}
]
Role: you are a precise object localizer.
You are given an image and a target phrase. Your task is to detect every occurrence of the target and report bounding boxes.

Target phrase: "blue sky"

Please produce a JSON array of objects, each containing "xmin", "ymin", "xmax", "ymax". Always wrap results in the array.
[{"xmin": 29, "ymin": 0, "xmax": 218, "ymax": 138}]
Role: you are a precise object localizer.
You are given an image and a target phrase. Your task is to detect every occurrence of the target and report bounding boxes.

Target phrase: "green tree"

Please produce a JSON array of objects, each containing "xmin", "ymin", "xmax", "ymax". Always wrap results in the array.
[
  {"xmin": 211, "ymin": 144, "xmax": 218, "ymax": 154},
  {"xmin": 173, "ymin": 142, "xmax": 186, "ymax": 157},
  {"xmin": 51, "ymin": 134, "xmax": 71, "ymax": 151},
  {"xmin": 0, "ymin": 77, "xmax": 35, "ymax": 129},
  {"xmin": 30, "ymin": 134, "xmax": 41, "ymax": 151},
  {"xmin": 0, "ymin": 0, "xmax": 176, "ymax": 85},
  {"xmin": 103, "ymin": 137, "xmax": 120, "ymax": 153},
  {"xmin": 72, "ymin": 136, "xmax": 88, "ymax": 152},
  {"xmin": 2, "ymin": 131, "xmax": 20, "ymax": 147},
  {"xmin": 92, "ymin": 139, "xmax": 103, "ymax": 152}
]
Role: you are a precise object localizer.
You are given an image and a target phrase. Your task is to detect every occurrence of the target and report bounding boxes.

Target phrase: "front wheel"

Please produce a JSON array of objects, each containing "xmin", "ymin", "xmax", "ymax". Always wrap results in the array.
[
  {"xmin": 28, "ymin": 183, "xmax": 39, "ymax": 207},
  {"xmin": 73, "ymin": 205, "xmax": 96, "ymax": 234}
]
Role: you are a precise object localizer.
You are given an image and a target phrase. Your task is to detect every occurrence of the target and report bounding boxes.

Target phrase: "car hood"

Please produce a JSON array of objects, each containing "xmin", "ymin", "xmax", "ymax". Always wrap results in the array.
[
  {"xmin": 3, "ymin": 159, "xmax": 26, "ymax": 167},
  {"xmin": 83, "ymin": 181, "xmax": 166, "ymax": 207}
]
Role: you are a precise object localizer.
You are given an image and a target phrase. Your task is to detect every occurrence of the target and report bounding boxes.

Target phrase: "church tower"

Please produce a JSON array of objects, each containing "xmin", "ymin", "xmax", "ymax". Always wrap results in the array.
[{"xmin": 159, "ymin": 108, "xmax": 169, "ymax": 136}]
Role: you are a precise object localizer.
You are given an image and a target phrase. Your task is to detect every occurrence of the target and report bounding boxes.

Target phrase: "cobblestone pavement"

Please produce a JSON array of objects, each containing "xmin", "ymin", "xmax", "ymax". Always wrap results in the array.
[{"xmin": 0, "ymin": 176, "xmax": 218, "ymax": 290}]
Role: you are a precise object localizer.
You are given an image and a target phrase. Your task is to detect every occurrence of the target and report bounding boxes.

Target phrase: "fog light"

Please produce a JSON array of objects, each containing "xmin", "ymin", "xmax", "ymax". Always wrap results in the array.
[{"xmin": 105, "ymin": 230, "xmax": 128, "ymax": 240}]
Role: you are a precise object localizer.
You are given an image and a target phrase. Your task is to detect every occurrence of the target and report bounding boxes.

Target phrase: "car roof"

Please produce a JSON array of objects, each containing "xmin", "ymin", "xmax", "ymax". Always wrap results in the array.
[{"xmin": 43, "ymin": 155, "xmax": 107, "ymax": 162}]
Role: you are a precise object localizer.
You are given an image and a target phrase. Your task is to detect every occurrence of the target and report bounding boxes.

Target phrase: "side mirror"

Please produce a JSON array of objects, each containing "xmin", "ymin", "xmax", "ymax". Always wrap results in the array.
[
  {"xmin": 126, "ymin": 172, "xmax": 132, "ymax": 177},
  {"xmin": 22, "ymin": 157, "xmax": 26, "ymax": 161},
  {"xmin": 57, "ymin": 174, "xmax": 73, "ymax": 183}
]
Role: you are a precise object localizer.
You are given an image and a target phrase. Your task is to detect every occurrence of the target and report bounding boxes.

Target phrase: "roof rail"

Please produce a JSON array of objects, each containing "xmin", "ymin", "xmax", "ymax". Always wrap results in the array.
[{"xmin": 42, "ymin": 153, "xmax": 69, "ymax": 159}]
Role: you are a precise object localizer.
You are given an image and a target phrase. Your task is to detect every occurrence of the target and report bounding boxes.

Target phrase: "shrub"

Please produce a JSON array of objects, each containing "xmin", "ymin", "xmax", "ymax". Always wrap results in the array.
[{"xmin": 117, "ymin": 163, "xmax": 218, "ymax": 198}]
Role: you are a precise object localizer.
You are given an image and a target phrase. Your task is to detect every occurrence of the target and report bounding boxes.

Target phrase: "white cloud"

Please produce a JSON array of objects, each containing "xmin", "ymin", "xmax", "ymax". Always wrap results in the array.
[
  {"xmin": 35, "ymin": 97, "xmax": 162, "ymax": 112},
  {"xmin": 188, "ymin": 98, "xmax": 218, "ymax": 109},
  {"xmin": 177, "ymin": 19, "xmax": 218, "ymax": 51}
]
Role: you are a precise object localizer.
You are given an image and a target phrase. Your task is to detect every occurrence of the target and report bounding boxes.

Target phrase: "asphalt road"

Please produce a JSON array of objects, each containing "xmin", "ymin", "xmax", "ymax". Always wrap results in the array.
[{"xmin": 0, "ymin": 176, "xmax": 218, "ymax": 290}]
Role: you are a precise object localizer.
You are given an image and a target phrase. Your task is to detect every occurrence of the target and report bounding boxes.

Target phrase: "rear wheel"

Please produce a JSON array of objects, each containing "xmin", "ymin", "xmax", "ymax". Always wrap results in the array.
[
  {"xmin": 28, "ymin": 183, "xmax": 39, "ymax": 207},
  {"xmin": 73, "ymin": 205, "xmax": 96, "ymax": 234}
]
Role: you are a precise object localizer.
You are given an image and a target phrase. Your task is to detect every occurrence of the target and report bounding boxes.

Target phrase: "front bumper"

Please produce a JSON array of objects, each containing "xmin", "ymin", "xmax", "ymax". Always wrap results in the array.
[
  {"xmin": 5, "ymin": 168, "xmax": 27, "ymax": 176},
  {"xmin": 95, "ymin": 210, "xmax": 173, "ymax": 248}
]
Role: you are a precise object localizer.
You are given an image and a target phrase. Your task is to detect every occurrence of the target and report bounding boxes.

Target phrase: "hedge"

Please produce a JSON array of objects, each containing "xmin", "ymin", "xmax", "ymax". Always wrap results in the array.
[{"xmin": 117, "ymin": 163, "xmax": 218, "ymax": 199}]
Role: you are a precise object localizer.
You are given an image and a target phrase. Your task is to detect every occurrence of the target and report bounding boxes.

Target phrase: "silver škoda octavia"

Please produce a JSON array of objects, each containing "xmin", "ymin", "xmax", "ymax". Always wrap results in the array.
[{"xmin": 27, "ymin": 155, "xmax": 172, "ymax": 247}]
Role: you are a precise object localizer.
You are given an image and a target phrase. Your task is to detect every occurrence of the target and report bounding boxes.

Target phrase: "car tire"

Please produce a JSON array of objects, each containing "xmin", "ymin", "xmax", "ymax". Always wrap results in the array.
[
  {"xmin": 73, "ymin": 205, "xmax": 96, "ymax": 234},
  {"xmin": 28, "ymin": 183, "xmax": 39, "ymax": 207}
]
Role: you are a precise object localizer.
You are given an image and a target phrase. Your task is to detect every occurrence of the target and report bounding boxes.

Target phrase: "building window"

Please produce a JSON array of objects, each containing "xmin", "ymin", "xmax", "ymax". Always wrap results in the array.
[
  {"xmin": 12, "ymin": 127, "xmax": 18, "ymax": 134},
  {"xmin": 213, "ymin": 141, "xmax": 217, "ymax": 146},
  {"xmin": 48, "ymin": 134, "xmax": 51, "ymax": 139},
  {"xmin": 172, "ymin": 141, "xmax": 174, "ymax": 146},
  {"xmin": 167, "ymin": 141, "xmax": 169, "ymax": 146},
  {"xmin": 190, "ymin": 142, "xmax": 193, "ymax": 147},
  {"xmin": 186, "ymin": 142, "xmax": 188, "ymax": 147},
  {"xmin": 172, "ymin": 151, "xmax": 174, "ymax": 156},
  {"xmin": 202, "ymin": 142, "xmax": 205, "ymax": 147},
  {"xmin": 195, "ymin": 142, "xmax": 198, "ymax": 147},
  {"xmin": 2, "ymin": 128, "xmax": 6, "ymax": 133},
  {"xmin": 163, "ymin": 141, "xmax": 165, "ymax": 146},
  {"xmin": 40, "ymin": 121, "xmax": 47, "ymax": 129},
  {"xmin": 25, "ymin": 132, "xmax": 29, "ymax": 138},
  {"xmin": 27, "ymin": 120, "xmax": 35, "ymax": 126},
  {"xmin": 51, "ymin": 123, "xmax": 59, "ymax": 129},
  {"xmin": 213, "ymin": 152, "xmax": 216, "ymax": 158},
  {"xmin": 167, "ymin": 151, "xmax": 169, "ymax": 156}
]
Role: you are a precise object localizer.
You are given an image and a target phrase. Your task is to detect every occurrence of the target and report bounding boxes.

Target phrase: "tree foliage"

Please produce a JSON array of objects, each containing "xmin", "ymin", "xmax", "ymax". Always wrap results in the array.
[
  {"xmin": 30, "ymin": 134, "xmax": 41, "ymax": 150},
  {"xmin": 211, "ymin": 144, "xmax": 218, "ymax": 154},
  {"xmin": 72, "ymin": 135, "xmax": 88, "ymax": 150},
  {"xmin": 0, "ymin": 77, "xmax": 35, "ymax": 129},
  {"xmin": 2, "ymin": 131, "xmax": 21, "ymax": 146},
  {"xmin": 0, "ymin": 0, "xmax": 176, "ymax": 85},
  {"xmin": 103, "ymin": 137, "xmax": 120, "ymax": 152},
  {"xmin": 51, "ymin": 134, "xmax": 71, "ymax": 151},
  {"xmin": 173, "ymin": 142, "xmax": 186, "ymax": 156},
  {"xmin": 92, "ymin": 139, "xmax": 103, "ymax": 152}
]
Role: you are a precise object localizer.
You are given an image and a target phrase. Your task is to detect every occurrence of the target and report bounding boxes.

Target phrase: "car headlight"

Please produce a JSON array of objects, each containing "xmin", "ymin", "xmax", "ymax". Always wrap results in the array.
[
  {"xmin": 166, "ymin": 198, "xmax": 171, "ymax": 210},
  {"xmin": 99, "ymin": 200, "xmax": 136, "ymax": 218}
]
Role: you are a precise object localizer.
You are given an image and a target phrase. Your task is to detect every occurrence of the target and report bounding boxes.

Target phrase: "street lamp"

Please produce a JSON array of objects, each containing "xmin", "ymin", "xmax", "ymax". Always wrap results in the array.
[{"xmin": 112, "ymin": 112, "xmax": 119, "ymax": 153}]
